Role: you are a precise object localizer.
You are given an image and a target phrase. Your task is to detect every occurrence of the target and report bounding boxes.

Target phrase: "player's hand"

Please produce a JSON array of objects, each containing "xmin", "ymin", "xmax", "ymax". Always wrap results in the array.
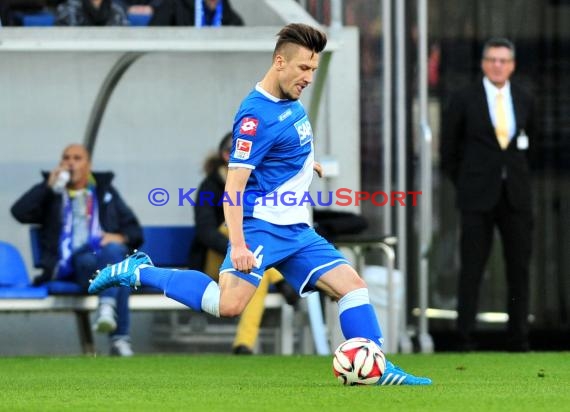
[
  {"xmin": 313, "ymin": 161, "xmax": 324, "ymax": 178},
  {"xmin": 230, "ymin": 244, "xmax": 257, "ymax": 274}
]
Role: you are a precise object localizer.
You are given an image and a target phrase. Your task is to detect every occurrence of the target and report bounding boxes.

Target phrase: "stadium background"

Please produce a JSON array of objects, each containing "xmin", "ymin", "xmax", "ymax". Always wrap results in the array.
[{"xmin": 0, "ymin": 0, "xmax": 568, "ymax": 354}]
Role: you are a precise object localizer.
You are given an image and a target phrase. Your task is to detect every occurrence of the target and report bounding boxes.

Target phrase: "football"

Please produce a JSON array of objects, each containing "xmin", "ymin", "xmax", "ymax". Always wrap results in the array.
[{"xmin": 332, "ymin": 337, "xmax": 386, "ymax": 385}]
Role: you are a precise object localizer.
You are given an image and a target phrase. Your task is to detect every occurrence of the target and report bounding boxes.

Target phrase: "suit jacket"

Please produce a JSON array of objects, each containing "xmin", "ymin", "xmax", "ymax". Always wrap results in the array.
[{"xmin": 440, "ymin": 79, "xmax": 536, "ymax": 212}]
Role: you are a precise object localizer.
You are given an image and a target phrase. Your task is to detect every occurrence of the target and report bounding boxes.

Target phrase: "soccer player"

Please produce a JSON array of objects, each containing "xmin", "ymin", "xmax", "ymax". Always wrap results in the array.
[{"xmin": 90, "ymin": 23, "xmax": 431, "ymax": 385}]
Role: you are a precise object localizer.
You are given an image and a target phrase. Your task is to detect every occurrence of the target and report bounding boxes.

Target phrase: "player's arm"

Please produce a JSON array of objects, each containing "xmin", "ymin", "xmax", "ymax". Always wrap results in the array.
[{"xmin": 223, "ymin": 166, "xmax": 256, "ymax": 273}]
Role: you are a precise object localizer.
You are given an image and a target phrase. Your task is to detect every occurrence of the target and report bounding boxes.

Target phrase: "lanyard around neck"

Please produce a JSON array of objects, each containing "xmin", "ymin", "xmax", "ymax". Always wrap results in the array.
[{"xmin": 195, "ymin": 0, "xmax": 223, "ymax": 27}]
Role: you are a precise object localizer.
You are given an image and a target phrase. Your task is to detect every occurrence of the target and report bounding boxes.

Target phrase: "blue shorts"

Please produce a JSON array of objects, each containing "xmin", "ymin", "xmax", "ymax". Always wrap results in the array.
[{"xmin": 219, "ymin": 218, "xmax": 349, "ymax": 296}]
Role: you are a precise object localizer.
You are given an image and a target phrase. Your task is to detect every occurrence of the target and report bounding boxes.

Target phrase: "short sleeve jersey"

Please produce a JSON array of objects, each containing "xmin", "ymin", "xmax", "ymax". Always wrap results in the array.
[{"xmin": 228, "ymin": 83, "xmax": 315, "ymax": 225}]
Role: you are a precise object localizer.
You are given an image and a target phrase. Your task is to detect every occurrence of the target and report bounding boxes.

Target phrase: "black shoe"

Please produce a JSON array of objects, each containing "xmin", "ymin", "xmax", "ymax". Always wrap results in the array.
[
  {"xmin": 233, "ymin": 345, "xmax": 253, "ymax": 355},
  {"xmin": 274, "ymin": 280, "xmax": 299, "ymax": 306}
]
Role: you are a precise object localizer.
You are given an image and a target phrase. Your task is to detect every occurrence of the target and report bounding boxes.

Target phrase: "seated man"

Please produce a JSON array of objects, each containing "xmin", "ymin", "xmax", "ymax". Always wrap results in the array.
[
  {"xmin": 11, "ymin": 143, "xmax": 143, "ymax": 356},
  {"xmin": 189, "ymin": 132, "xmax": 298, "ymax": 354}
]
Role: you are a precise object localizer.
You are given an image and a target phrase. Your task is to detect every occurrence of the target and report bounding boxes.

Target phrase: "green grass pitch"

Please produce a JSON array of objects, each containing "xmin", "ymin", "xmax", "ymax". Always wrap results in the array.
[{"xmin": 0, "ymin": 353, "xmax": 568, "ymax": 412}]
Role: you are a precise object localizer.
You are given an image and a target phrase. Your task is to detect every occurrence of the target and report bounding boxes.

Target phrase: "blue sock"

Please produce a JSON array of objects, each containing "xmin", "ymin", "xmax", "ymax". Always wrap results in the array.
[
  {"xmin": 338, "ymin": 288, "xmax": 384, "ymax": 348},
  {"xmin": 139, "ymin": 267, "xmax": 214, "ymax": 312}
]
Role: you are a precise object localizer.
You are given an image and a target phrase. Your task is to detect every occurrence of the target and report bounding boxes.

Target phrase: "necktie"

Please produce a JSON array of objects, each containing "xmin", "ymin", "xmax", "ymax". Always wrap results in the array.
[{"xmin": 495, "ymin": 92, "xmax": 509, "ymax": 149}]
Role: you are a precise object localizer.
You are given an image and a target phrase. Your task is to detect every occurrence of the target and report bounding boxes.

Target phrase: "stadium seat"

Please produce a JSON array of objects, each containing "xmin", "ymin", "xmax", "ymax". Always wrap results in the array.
[
  {"xmin": 0, "ymin": 240, "xmax": 47, "ymax": 298},
  {"xmin": 127, "ymin": 13, "xmax": 152, "ymax": 27},
  {"xmin": 44, "ymin": 280, "xmax": 83, "ymax": 294},
  {"xmin": 29, "ymin": 227, "xmax": 83, "ymax": 295},
  {"xmin": 14, "ymin": 11, "xmax": 55, "ymax": 26},
  {"xmin": 139, "ymin": 226, "xmax": 195, "ymax": 268}
]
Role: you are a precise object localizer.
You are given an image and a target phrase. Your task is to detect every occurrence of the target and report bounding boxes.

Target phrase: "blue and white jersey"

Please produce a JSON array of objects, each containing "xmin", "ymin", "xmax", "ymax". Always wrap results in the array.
[{"xmin": 228, "ymin": 83, "xmax": 314, "ymax": 225}]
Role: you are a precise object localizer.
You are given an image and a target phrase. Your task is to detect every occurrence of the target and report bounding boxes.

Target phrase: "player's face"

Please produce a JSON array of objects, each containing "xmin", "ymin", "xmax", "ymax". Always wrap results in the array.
[
  {"xmin": 277, "ymin": 46, "xmax": 320, "ymax": 100},
  {"xmin": 481, "ymin": 46, "xmax": 515, "ymax": 88}
]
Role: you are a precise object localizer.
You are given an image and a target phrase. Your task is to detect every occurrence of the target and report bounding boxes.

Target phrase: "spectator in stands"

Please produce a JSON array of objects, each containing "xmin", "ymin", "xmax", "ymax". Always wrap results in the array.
[
  {"xmin": 189, "ymin": 132, "xmax": 298, "ymax": 354},
  {"xmin": 1, "ymin": 0, "xmax": 49, "ymax": 26},
  {"xmin": 11, "ymin": 143, "xmax": 143, "ymax": 356},
  {"xmin": 55, "ymin": 0, "xmax": 129, "ymax": 26},
  {"xmin": 440, "ymin": 38, "xmax": 536, "ymax": 352},
  {"xmin": 120, "ymin": 0, "xmax": 159, "ymax": 20},
  {"xmin": 149, "ymin": 0, "xmax": 243, "ymax": 27}
]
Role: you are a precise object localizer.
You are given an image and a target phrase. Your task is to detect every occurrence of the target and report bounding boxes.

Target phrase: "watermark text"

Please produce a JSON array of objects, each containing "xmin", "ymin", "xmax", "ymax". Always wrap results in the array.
[{"xmin": 147, "ymin": 187, "xmax": 421, "ymax": 207}]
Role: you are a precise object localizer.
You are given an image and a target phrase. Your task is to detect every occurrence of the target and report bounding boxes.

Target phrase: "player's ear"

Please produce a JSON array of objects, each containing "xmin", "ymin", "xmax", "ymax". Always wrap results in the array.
[{"xmin": 274, "ymin": 54, "xmax": 286, "ymax": 71}]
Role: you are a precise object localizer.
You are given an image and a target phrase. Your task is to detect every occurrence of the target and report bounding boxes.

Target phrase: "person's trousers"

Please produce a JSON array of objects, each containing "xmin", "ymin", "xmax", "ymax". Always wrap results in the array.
[
  {"xmin": 72, "ymin": 243, "xmax": 131, "ymax": 338},
  {"xmin": 457, "ymin": 187, "xmax": 533, "ymax": 349}
]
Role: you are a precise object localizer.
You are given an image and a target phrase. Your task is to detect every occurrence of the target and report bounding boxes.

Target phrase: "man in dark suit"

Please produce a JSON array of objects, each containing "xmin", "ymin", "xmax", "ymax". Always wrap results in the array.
[{"xmin": 440, "ymin": 38, "xmax": 536, "ymax": 352}]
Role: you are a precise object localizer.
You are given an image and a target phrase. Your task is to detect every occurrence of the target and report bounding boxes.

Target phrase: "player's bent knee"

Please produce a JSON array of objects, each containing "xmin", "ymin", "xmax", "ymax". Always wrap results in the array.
[
  {"xmin": 338, "ymin": 279, "xmax": 369, "ymax": 299},
  {"xmin": 352, "ymin": 276, "xmax": 367, "ymax": 289},
  {"xmin": 218, "ymin": 273, "xmax": 257, "ymax": 317},
  {"xmin": 219, "ymin": 300, "xmax": 246, "ymax": 318},
  {"xmin": 317, "ymin": 264, "xmax": 369, "ymax": 299},
  {"xmin": 337, "ymin": 269, "xmax": 368, "ymax": 291}
]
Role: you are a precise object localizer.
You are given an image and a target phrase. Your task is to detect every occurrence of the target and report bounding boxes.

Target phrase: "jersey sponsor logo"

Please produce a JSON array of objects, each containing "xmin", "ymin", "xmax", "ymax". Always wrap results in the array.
[
  {"xmin": 235, "ymin": 138, "xmax": 252, "ymax": 160},
  {"xmin": 239, "ymin": 117, "xmax": 259, "ymax": 136},
  {"xmin": 294, "ymin": 116, "xmax": 313, "ymax": 146},
  {"xmin": 278, "ymin": 109, "xmax": 292, "ymax": 122}
]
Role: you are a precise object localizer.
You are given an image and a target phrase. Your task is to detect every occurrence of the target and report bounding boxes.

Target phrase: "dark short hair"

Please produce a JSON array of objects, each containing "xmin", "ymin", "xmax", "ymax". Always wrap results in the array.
[
  {"xmin": 273, "ymin": 23, "xmax": 327, "ymax": 58},
  {"xmin": 203, "ymin": 132, "xmax": 233, "ymax": 174},
  {"xmin": 218, "ymin": 131, "xmax": 233, "ymax": 155},
  {"xmin": 482, "ymin": 37, "xmax": 516, "ymax": 59}
]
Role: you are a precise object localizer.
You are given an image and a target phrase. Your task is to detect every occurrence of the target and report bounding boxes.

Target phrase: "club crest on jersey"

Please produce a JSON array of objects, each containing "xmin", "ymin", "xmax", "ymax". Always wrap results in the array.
[
  {"xmin": 239, "ymin": 117, "xmax": 259, "ymax": 136},
  {"xmin": 235, "ymin": 138, "xmax": 252, "ymax": 160},
  {"xmin": 294, "ymin": 116, "xmax": 313, "ymax": 146}
]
